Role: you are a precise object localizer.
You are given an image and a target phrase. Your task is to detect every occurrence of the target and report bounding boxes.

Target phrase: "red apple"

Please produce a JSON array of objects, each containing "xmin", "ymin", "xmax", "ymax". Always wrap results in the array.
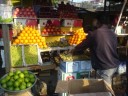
[
  {"xmin": 32, "ymin": 12, "xmax": 35, "ymax": 15},
  {"xmin": 26, "ymin": 8, "xmax": 29, "ymax": 12},
  {"xmin": 23, "ymin": 12, "xmax": 27, "ymax": 15},
  {"xmin": 21, "ymin": 8, "xmax": 25, "ymax": 12},
  {"xmin": 19, "ymin": 12, "xmax": 23, "ymax": 15},
  {"xmin": 27, "ymin": 12, "xmax": 31, "ymax": 15},
  {"xmin": 30, "ymin": 9, "xmax": 33, "ymax": 12},
  {"xmin": 15, "ymin": 8, "xmax": 20, "ymax": 12}
]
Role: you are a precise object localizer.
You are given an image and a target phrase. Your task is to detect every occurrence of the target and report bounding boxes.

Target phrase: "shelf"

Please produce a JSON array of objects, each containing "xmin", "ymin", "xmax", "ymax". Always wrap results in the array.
[
  {"xmin": 11, "ymin": 64, "xmax": 56, "ymax": 71},
  {"xmin": 13, "ymin": 17, "xmax": 37, "ymax": 19},
  {"xmin": 116, "ymin": 34, "xmax": 128, "ymax": 37},
  {"xmin": 39, "ymin": 46, "xmax": 75, "ymax": 52},
  {"xmin": 13, "ymin": 17, "xmax": 82, "ymax": 20},
  {"xmin": 117, "ymin": 46, "xmax": 128, "ymax": 48},
  {"xmin": 0, "ymin": 22, "xmax": 13, "ymax": 24},
  {"xmin": 42, "ymin": 34, "xmax": 73, "ymax": 37}
]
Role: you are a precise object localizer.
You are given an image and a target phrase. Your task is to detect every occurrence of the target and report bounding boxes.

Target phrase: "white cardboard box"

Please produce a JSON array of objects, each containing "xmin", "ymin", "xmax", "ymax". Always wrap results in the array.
[
  {"xmin": 60, "ymin": 61, "xmax": 80, "ymax": 73},
  {"xmin": 79, "ymin": 61, "xmax": 92, "ymax": 72}
]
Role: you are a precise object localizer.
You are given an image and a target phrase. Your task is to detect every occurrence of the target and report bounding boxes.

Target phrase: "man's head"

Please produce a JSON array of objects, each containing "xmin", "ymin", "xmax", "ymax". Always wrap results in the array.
[{"xmin": 92, "ymin": 13, "xmax": 110, "ymax": 28}]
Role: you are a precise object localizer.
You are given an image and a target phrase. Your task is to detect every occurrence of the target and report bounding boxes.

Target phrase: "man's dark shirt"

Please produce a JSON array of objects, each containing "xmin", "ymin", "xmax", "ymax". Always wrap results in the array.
[{"xmin": 75, "ymin": 25, "xmax": 120, "ymax": 70}]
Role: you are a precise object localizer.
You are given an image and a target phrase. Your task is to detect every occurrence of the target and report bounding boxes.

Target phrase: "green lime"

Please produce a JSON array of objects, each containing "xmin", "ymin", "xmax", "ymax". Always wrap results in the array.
[
  {"xmin": 24, "ymin": 74, "xmax": 29, "ymax": 78},
  {"xmin": 26, "ymin": 82, "xmax": 32, "ymax": 88},
  {"xmin": 14, "ymin": 87, "xmax": 20, "ymax": 91},
  {"xmin": 30, "ymin": 78, "xmax": 35, "ymax": 83},
  {"xmin": 2, "ymin": 83, "xmax": 7, "ymax": 89},
  {"xmin": 15, "ymin": 70, "xmax": 21, "ymax": 75},
  {"xmin": 20, "ymin": 85, "xmax": 26, "ymax": 90},
  {"xmin": 7, "ymin": 81, "xmax": 13, "ymax": 87},
  {"xmin": 29, "ymin": 74, "xmax": 34, "ymax": 79},
  {"xmin": 8, "ymin": 72, "xmax": 14, "ymax": 77},
  {"xmin": 8, "ymin": 87, "xmax": 14, "ymax": 91},
  {"xmin": 17, "ymin": 79, "xmax": 23, "ymax": 83},
  {"xmin": 19, "ymin": 73, "xmax": 24, "ymax": 78},
  {"xmin": 10, "ymin": 78, "xmax": 15, "ymax": 82},
  {"xmin": 23, "ymin": 70, "xmax": 29, "ymax": 74},
  {"xmin": 22, "ymin": 82, "xmax": 26, "ymax": 86},
  {"xmin": 5, "ymin": 76, "xmax": 10, "ymax": 81},
  {"xmin": 24, "ymin": 78, "xmax": 29, "ymax": 83},
  {"xmin": 14, "ymin": 81, "xmax": 20, "ymax": 87},
  {"xmin": 13, "ymin": 75, "xmax": 19, "ymax": 80},
  {"xmin": 0, "ymin": 79, "xmax": 6, "ymax": 84}
]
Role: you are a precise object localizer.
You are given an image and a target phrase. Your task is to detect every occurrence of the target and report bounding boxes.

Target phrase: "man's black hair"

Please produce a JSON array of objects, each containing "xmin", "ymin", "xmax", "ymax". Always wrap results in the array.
[{"xmin": 94, "ymin": 13, "xmax": 110, "ymax": 25}]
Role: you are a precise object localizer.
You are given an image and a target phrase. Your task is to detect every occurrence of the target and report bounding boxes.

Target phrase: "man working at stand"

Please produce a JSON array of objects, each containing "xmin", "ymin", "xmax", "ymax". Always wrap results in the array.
[{"xmin": 72, "ymin": 14, "xmax": 120, "ymax": 85}]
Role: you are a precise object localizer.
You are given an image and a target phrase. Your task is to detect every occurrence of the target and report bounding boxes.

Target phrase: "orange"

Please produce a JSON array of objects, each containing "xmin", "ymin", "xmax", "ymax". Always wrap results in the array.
[
  {"xmin": 27, "ymin": 37, "xmax": 31, "ymax": 40},
  {"xmin": 29, "ymin": 34, "xmax": 33, "ymax": 37},
  {"xmin": 37, "ymin": 39, "xmax": 40, "ymax": 43},
  {"xmin": 20, "ymin": 40, "xmax": 24, "ymax": 44},
  {"xmin": 30, "ymin": 37, "xmax": 34, "ymax": 39},
  {"xmin": 31, "ymin": 30, "xmax": 35, "ymax": 34},
  {"xmin": 39, "ymin": 45, "xmax": 43, "ymax": 48},
  {"xmin": 15, "ymin": 39, "xmax": 19, "ymax": 44},
  {"xmin": 29, "ymin": 40, "xmax": 32, "ymax": 43},
  {"xmin": 20, "ymin": 33, "xmax": 24, "ymax": 37},
  {"xmin": 18, "ymin": 36, "xmax": 22, "ymax": 40},
  {"xmin": 32, "ymin": 39, "xmax": 36, "ymax": 43},
  {"xmin": 24, "ymin": 33, "xmax": 28, "ymax": 37},
  {"xmin": 24, "ymin": 40, "xmax": 28, "ymax": 44},
  {"xmin": 22, "ymin": 37, "xmax": 26, "ymax": 40},
  {"xmin": 36, "ymin": 32, "xmax": 40, "ymax": 36},
  {"xmin": 24, "ymin": 27, "xmax": 29, "ymax": 31},
  {"xmin": 33, "ymin": 33, "xmax": 36, "ymax": 37},
  {"xmin": 38, "ymin": 42, "xmax": 42, "ymax": 46},
  {"xmin": 12, "ymin": 42, "xmax": 16, "ymax": 45},
  {"xmin": 27, "ymin": 31, "xmax": 31, "ymax": 33}
]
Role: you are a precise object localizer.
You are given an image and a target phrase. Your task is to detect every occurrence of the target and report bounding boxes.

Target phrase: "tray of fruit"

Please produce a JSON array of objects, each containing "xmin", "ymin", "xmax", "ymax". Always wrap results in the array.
[{"xmin": 0, "ymin": 70, "xmax": 37, "ymax": 93}]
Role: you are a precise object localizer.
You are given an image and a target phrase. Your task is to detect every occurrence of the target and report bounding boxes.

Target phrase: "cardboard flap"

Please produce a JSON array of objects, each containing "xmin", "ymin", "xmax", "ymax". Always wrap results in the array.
[
  {"xmin": 55, "ymin": 79, "xmax": 115, "ymax": 96},
  {"xmin": 55, "ymin": 80, "xmax": 69, "ymax": 93},
  {"xmin": 69, "ymin": 79, "xmax": 108, "ymax": 94},
  {"xmin": 103, "ymin": 81, "xmax": 115, "ymax": 96}
]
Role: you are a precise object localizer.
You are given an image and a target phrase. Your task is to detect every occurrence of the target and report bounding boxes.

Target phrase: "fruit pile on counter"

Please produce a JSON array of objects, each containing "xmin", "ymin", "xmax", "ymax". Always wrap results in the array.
[
  {"xmin": 68, "ymin": 28, "xmax": 87, "ymax": 45},
  {"xmin": 42, "ymin": 23, "xmax": 61, "ymax": 35},
  {"xmin": 13, "ymin": 7, "xmax": 37, "ymax": 18},
  {"xmin": 47, "ymin": 40, "xmax": 70, "ymax": 47},
  {"xmin": 12, "ymin": 26, "xmax": 47, "ymax": 48},
  {"xmin": 59, "ymin": 52, "xmax": 90, "ymax": 61},
  {"xmin": 0, "ymin": 70, "xmax": 36, "ymax": 91}
]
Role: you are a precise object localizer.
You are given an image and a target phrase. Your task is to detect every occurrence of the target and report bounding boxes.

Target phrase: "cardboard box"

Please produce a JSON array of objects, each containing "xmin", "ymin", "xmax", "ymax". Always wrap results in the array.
[
  {"xmin": 69, "ymin": 92, "xmax": 112, "ymax": 96},
  {"xmin": 60, "ymin": 61, "xmax": 80, "ymax": 73},
  {"xmin": 39, "ymin": 19, "xmax": 48, "ymax": 27},
  {"xmin": 58, "ymin": 69, "xmax": 90, "ymax": 81},
  {"xmin": 79, "ymin": 61, "xmax": 92, "ymax": 72},
  {"xmin": 63, "ymin": 19, "xmax": 74, "ymax": 27},
  {"xmin": 55, "ymin": 79, "xmax": 115, "ymax": 96},
  {"xmin": 60, "ymin": 60, "xmax": 92, "ymax": 73},
  {"xmin": 58, "ymin": 68, "xmax": 77, "ymax": 80},
  {"xmin": 73, "ymin": 19, "xmax": 83, "ymax": 27}
]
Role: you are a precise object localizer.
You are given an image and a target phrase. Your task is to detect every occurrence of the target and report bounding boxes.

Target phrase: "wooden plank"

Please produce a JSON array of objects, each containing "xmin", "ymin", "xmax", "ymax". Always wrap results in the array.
[
  {"xmin": 2, "ymin": 25, "xmax": 11, "ymax": 73},
  {"xmin": 11, "ymin": 64, "xmax": 56, "ymax": 71}
]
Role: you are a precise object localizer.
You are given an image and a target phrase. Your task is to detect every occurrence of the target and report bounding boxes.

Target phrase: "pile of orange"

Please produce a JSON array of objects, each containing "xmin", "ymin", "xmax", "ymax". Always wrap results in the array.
[
  {"xmin": 68, "ymin": 28, "xmax": 87, "ymax": 45},
  {"xmin": 12, "ymin": 27, "xmax": 47, "ymax": 48}
]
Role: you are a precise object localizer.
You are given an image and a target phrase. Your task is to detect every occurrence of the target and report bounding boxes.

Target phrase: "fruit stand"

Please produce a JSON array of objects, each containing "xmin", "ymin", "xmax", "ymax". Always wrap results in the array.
[{"xmin": 0, "ymin": 0, "xmax": 90, "ymax": 95}]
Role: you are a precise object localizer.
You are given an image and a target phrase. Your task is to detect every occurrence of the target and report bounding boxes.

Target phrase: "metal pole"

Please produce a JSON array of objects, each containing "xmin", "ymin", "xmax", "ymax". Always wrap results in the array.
[
  {"xmin": 104, "ymin": 0, "xmax": 107, "ymax": 11},
  {"xmin": 114, "ymin": 0, "xmax": 127, "ymax": 33},
  {"xmin": 2, "ymin": 24, "xmax": 11, "ymax": 73}
]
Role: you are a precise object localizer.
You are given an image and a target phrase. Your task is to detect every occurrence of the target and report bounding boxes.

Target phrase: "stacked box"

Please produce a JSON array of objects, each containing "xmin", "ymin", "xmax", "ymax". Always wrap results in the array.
[
  {"xmin": 58, "ymin": 68, "xmax": 91, "ymax": 96},
  {"xmin": 60, "ymin": 60, "xmax": 92, "ymax": 73}
]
